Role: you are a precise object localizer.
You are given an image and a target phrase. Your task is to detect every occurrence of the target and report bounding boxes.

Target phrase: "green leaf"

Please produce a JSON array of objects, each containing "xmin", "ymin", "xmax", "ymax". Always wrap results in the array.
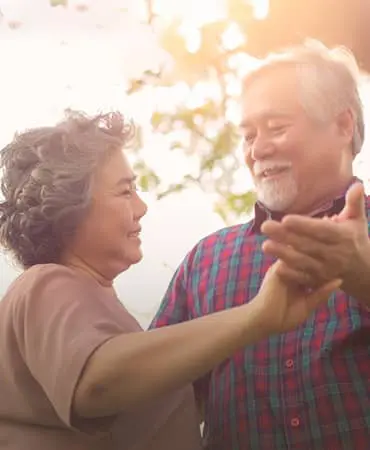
[
  {"xmin": 170, "ymin": 141, "xmax": 184, "ymax": 150},
  {"xmin": 50, "ymin": 0, "xmax": 67, "ymax": 6},
  {"xmin": 138, "ymin": 173, "xmax": 160, "ymax": 191},
  {"xmin": 157, "ymin": 183, "xmax": 186, "ymax": 199},
  {"xmin": 126, "ymin": 79, "xmax": 146, "ymax": 96},
  {"xmin": 151, "ymin": 112, "xmax": 166, "ymax": 129},
  {"xmin": 133, "ymin": 160, "xmax": 161, "ymax": 192}
]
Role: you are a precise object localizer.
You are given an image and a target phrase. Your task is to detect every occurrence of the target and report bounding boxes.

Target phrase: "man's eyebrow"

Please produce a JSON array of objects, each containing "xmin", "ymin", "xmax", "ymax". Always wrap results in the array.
[
  {"xmin": 239, "ymin": 119, "xmax": 251, "ymax": 129},
  {"xmin": 239, "ymin": 112, "xmax": 293, "ymax": 128}
]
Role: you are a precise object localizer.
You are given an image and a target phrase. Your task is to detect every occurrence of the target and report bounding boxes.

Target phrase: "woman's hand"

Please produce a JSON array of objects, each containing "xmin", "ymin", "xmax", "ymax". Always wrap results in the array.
[{"xmin": 253, "ymin": 260, "xmax": 342, "ymax": 335}]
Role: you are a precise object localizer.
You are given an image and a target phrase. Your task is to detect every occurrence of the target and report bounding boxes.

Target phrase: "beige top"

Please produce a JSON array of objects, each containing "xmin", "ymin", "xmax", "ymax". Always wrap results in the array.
[{"xmin": 0, "ymin": 264, "xmax": 202, "ymax": 449}]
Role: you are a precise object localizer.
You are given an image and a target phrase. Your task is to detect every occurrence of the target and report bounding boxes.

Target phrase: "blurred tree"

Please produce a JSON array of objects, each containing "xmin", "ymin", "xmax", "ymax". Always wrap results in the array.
[
  {"xmin": 125, "ymin": 0, "xmax": 370, "ymax": 223},
  {"xmin": 125, "ymin": 0, "xmax": 259, "ymax": 224},
  {"xmin": 45, "ymin": 0, "xmax": 370, "ymax": 224},
  {"xmin": 245, "ymin": 0, "xmax": 370, "ymax": 72},
  {"xmin": 44, "ymin": 0, "xmax": 257, "ymax": 223}
]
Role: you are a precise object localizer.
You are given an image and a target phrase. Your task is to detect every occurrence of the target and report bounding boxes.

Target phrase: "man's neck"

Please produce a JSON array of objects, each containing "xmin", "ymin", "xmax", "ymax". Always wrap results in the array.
[
  {"xmin": 254, "ymin": 176, "xmax": 357, "ymax": 231},
  {"xmin": 284, "ymin": 176, "xmax": 356, "ymax": 217}
]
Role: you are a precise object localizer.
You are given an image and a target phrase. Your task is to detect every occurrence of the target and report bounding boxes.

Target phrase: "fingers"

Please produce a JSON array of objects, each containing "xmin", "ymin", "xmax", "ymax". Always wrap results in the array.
[
  {"xmin": 262, "ymin": 240, "xmax": 323, "ymax": 280},
  {"xmin": 261, "ymin": 259, "xmax": 281, "ymax": 284},
  {"xmin": 261, "ymin": 221, "xmax": 328, "ymax": 258},
  {"xmin": 330, "ymin": 214, "xmax": 342, "ymax": 223},
  {"xmin": 279, "ymin": 216, "xmax": 341, "ymax": 243},
  {"xmin": 275, "ymin": 262, "xmax": 318, "ymax": 288},
  {"xmin": 343, "ymin": 182, "xmax": 366, "ymax": 220},
  {"xmin": 306, "ymin": 279, "xmax": 342, "ymax": 312}
]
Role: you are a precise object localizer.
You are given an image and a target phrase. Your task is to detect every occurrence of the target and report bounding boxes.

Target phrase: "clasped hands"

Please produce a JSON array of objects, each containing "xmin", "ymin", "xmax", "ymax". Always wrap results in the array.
[{"xmin": 261, "ymin": 183, "xmax": 370, "ymax": 306}]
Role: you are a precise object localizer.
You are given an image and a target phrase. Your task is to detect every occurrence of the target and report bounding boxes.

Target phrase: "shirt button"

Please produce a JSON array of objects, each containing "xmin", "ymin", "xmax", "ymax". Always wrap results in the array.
[
  {"xmin": 290, "ymin": 417, "xmax": 300, "ymax": 427},
  {"xmin": 285, "ymin": 359, "xmax": 294, "ymax": 368}
]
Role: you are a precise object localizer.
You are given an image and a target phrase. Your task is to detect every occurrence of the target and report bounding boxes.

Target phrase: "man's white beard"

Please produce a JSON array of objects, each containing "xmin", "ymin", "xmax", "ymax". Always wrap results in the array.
[{"xmin": 255, "ymin": 170, "xmax": 298, "ymax": 212}]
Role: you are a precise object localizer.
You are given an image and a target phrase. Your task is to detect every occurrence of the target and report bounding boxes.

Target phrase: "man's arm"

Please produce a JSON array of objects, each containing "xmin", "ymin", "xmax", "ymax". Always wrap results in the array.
[
  {"xmin": 149, "ymin": 254, "xmax": 192, "ymax": 329},
  {"xmin": 261, "ymin": 183, "xmax": 370, "ymax": 308},
  {"xmin": 342, "ymin": 245, "xmax": 370, "ymax": 308},
  {"xmin": 333, "ymin": 190, "xmax": 370, "ymax": 307},
  {"xmin": 149, "ymin": 250, "xmax": 210, "ymax": 422}
]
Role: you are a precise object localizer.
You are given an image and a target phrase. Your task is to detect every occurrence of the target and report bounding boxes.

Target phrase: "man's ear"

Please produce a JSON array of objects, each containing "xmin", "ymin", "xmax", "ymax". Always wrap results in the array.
[{"xmin": 335, "ymin": 108, "xmax": 355, "ymax": 149}]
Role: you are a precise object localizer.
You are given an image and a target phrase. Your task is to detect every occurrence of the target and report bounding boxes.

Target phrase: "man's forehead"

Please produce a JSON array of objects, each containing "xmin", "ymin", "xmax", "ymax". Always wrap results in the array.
[
  {"xmin": 242, "ymin": 66, "xmax": 299, "ymax": 101},
  {"xmin": 243, "ymin": 64, "xmax": 298, "ymax": 92},
  {"xmin": 240, "ymin": 110, "xmax": 295, "ymax": 128},
  {"xmin": 241, "ymin": 75, "xmax": 301, "ymax": 126}
]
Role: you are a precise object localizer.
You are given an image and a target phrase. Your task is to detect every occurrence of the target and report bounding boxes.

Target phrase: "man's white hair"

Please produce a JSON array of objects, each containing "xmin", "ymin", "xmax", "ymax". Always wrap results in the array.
[{"xmin": 243, "ymin": 39, "xmax": 364, "ymax": 156}]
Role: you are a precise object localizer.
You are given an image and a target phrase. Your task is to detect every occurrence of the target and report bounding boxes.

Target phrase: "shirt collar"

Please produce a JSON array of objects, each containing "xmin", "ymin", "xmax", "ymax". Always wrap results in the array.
[{"xmin": 252, "ymin": 177, "xmax": 361, "ymax": 233}]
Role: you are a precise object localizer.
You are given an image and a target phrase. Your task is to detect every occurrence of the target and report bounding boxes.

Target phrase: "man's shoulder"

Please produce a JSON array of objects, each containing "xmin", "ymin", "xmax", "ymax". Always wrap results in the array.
[
  {"xmin": 194, "ymin": 221, "xmax": 255, "ymax": 250},
  {"xmin": 180, "ymin": 220, "xmax": 259, "ymax": 272},
  {"xmin": 365, "ymin": 194, "xmax": 370, "ymax": 219}
]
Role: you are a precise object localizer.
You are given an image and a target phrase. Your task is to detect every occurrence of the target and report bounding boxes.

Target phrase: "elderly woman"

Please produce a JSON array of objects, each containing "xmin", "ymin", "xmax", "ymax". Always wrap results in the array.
[{"xmin": 0, "ymin": 111, "xmax": 339, "ymax": 449}]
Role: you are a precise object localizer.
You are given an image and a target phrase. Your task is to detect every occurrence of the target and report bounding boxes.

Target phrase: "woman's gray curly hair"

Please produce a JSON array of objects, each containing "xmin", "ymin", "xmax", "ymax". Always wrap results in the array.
[{"xmin": 0, "ymin": 110, "xmax": 134, "ymax": 268}]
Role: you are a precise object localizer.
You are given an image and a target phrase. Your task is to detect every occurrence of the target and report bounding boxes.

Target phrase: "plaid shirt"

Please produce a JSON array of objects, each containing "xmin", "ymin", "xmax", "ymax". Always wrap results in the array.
[{"xmin": 150, "ymin": 191, "xmax": 370, "ymax": 450}]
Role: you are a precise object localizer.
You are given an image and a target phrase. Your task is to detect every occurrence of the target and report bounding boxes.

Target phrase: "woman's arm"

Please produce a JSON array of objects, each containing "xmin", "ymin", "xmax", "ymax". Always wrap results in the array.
[
  {"xmin": 73, "ymin": 299, "xmax": 266, "ymax": 418},
  {"xmin": 73, "ymin": 269, "xmax": 340, "ymax": 419}
]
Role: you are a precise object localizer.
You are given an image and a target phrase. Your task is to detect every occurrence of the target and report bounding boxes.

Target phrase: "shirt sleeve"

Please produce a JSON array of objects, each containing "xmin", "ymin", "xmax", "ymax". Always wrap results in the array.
[
  {"xmin": 149, "ymin": 251, "xmax": 211, "ymax": 406},
  {"xmin": 149, "ymin": 261, "xmax": 190, "ymax": 329},
  {"xmin": 13, "ymin": 265, "xmax": 125, "ymax": 430}
]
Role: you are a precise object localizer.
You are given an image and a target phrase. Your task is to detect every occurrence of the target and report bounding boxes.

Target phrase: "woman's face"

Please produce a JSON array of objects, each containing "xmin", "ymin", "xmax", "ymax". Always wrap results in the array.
[{"xmin": 67, "ymin": 149, "xmax": 148, "ymax": 282}]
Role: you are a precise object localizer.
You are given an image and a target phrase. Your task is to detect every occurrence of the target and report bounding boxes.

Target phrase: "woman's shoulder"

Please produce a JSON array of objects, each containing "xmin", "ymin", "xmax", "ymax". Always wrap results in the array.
[
  {"xmin": 13, "ymin": 264, "xmax": 80, "ymax": 288},
  {"xmin": 3, "ymin": 264, "xmax": 95, "ymax": 304},
  {"xmin": 26, "ymin": 263, "xmax": 78, "ymax": 277}
]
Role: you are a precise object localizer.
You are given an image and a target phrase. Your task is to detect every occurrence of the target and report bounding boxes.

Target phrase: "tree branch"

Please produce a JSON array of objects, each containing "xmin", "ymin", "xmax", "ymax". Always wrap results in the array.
[{"xmin": 144, "ymin": 0, "xmax": 155, "ymax": 25}]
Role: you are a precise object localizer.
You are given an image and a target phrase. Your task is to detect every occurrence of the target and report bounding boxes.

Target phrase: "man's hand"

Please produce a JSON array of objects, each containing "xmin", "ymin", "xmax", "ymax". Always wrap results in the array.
[
  {"xmin": 254, "ymin": 261, "xmax": 342, "ymax": 334},
  {"xmin": 260, "ymin": 183, "xmax": 370, "ymax": 303}
]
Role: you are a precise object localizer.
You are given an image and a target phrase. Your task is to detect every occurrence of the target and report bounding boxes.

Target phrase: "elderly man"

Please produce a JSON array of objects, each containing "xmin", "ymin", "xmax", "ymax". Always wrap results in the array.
[{"xmin": 150, "ymin": 41, "xmax": 370, "ymax": 449}]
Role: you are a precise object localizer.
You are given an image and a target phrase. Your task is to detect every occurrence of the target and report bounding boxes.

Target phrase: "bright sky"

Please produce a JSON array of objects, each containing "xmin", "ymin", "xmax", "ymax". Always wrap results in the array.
[{"xmin": 0, "ymin": 0, "xmax": 369, "ymax": 327}]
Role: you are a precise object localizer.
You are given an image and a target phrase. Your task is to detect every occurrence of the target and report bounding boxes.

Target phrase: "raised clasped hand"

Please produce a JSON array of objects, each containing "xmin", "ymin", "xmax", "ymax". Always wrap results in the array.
[{"xmin": 260, "ymin": 183, "xmax": 370, "ymax": 298}]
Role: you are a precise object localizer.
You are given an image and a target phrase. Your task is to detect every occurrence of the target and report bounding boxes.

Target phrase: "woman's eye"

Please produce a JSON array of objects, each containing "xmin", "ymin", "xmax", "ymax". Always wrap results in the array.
[
  {"xmin": 120, "ymin": 189, "xmax": 133, "ymax": 197},
  {"xmin": 120, "ymin": 183, "xmax": 138, "ymax": 197},
  {"xmin": 270, "ymin": 124, "xmax": 287, "ymax": 134}
]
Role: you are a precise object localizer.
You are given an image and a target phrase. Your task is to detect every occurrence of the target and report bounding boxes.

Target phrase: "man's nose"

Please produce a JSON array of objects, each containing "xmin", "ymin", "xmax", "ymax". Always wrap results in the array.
[{"xmin": 250, "ymin": 136, "xmax": 276, "ymax": 161}]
